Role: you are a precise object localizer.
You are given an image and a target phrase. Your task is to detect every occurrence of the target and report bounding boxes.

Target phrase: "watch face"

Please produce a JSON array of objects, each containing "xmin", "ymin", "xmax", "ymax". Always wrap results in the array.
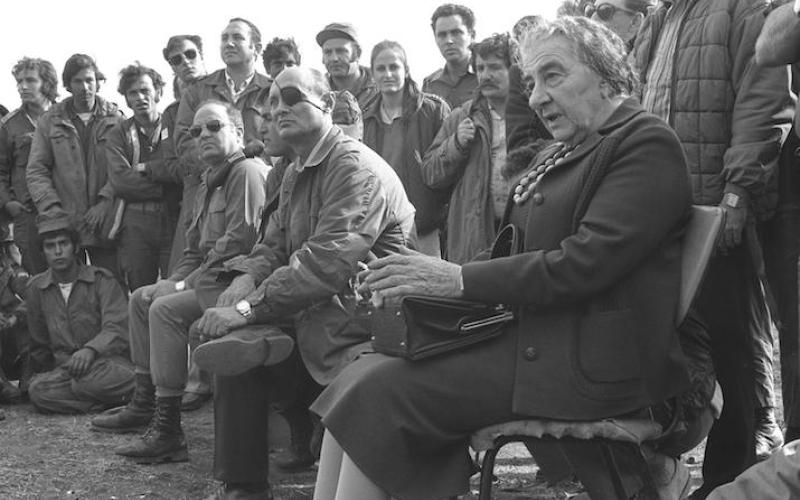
[{"xmin": 236, "ymin": 300, "xmax": 251, "ymax": 316}]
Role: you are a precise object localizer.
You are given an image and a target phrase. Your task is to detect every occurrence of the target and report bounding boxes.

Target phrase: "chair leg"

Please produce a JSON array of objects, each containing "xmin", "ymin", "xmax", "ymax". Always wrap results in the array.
[{"xmin": 478, "ymin": 444, "xmax": 502, "ymax": 500}]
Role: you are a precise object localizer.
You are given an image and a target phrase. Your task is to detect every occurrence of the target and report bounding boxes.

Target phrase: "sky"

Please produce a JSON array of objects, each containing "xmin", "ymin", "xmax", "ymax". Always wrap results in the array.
[{"xmin": 0, "ymin": 0, "xmax": 562, "ymax": 112}]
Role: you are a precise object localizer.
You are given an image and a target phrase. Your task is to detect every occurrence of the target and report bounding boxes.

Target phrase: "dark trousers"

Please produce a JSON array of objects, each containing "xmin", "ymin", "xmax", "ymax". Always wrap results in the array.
[
  {"xmin": 693, "ymin": 244, "xmax": 763, "ymax": 496},
  {"xmin": 119, "ymin": 206, "xmax": 177, "ymax": 292},
  {"xmin": 762, "ymin": 207, "xmax": 800, "ymax": 427},
  {"xmin": 83, "ymin": 246, "xmax": 120, "ymax": 284},
  {"xmin": 762, "ymin": 128, "xmax": 800, "ymax": 428},
  {"xmin": 213, "ymin": 343, "xmax": 323, "ymax": 483},
  {"xmin": 13, "ymin": 210, "xmax": 46, "ymax": 275}
]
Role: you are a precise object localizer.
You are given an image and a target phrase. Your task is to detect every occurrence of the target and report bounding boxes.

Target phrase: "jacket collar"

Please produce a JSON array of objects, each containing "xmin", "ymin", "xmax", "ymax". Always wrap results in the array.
[
  {"xmin": 35, "ymin": 263, "xmax": 97, "ymax": 290},
  {"xmin": 327, "ymin": 66, "xmax": 375, "ymax": 97},
  {"xmin": 363, "ymin": 83, "xmax": 425, "ymax": 123},
  {"xmin": 562, "ymin": 96, "xmax": 644, "ymax": 163},
  {"xmin": 201, "ymin": 69, "xmax": 272, "ymax": 95},
  {"xmin": 296, "ymin": 125, "xmax": 342, "ymax": 171},
  {"xmin": 50, "ymin": 96, "xmax": 120, "ymax": 127}
]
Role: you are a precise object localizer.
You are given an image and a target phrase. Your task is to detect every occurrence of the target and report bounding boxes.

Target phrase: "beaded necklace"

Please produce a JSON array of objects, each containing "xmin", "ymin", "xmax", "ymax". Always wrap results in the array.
[{"xmin": 512, "ymin": 143, "xmax": 576, "ymax": 204}]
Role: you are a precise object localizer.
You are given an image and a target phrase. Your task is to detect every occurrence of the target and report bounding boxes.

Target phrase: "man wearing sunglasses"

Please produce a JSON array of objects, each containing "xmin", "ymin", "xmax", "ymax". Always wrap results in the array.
[
  {"xmin": 92, "ymin": 101, "xmax": 269, "ymax": 467},
  {"xmin": 631, "ymin": 1, "xmax": 793, "ymax": 497},
  {"xmin": 191, "ymin": 66, "xmax": 415, "ymax": 499},
  {"xmin": 587, "ymin": 0, "xmax": 653, "ymax": 49},
  {"xmin": 316, "ymin": 22, "xmax": 378, "ymax": 111},
  {"xmin": 162, "ymin": 34, "xmax": 213, "ymax": 412},
  {"xmin": 175, "ymin": 18, "xmax": 270, "ymax": 188}
]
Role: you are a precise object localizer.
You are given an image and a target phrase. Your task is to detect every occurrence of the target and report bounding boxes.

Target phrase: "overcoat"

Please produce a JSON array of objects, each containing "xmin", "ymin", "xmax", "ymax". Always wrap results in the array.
[{"xmin": 462, "ymin": 98, "xmax": 693, "ymax": 419}]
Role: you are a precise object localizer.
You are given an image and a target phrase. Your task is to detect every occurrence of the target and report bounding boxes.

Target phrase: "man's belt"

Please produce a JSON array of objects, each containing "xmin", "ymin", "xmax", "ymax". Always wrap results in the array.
[{"xmin": 126, "ymin": 200, "xmax": 166, "ymax": 213}]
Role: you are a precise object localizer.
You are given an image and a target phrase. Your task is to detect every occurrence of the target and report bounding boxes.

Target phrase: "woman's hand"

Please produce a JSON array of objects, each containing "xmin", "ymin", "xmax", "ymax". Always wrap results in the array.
[{"xmin": 357, "ymin": 249, "xmax": 463, "ymax": 307}]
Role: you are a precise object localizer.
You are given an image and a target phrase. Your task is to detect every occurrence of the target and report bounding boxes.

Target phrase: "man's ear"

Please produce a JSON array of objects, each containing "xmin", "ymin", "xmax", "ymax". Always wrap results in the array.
[{"xmin": 155, "ymin": 87, "xmax": 163, "ymax": 104}]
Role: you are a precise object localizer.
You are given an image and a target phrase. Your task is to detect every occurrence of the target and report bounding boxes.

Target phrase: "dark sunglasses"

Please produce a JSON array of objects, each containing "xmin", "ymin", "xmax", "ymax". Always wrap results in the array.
[
  {"xmin": 275, "ymin": 83, "xmax": 325, "ymax": 111},
  {"xmin": 188, "ymin": 119, "xmax": 228, "ymax": 138},
  {"xmin": 168, "ymin": 49, "xmax": 198, "ymax": 66},
  {"xmin": 585, "ymin": 3, "xmax": 637, "ymax": 21}
]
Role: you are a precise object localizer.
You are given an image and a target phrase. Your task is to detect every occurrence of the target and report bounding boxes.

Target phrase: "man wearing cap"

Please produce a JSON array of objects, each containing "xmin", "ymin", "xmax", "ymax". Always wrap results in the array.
[
  {"xmin": 316, "ymin": 22, "xmax": 378, "ymax": 111},
  {"xmin": 92, "ymin": 100, "xmax": 268, "ymax": 466},
  {"xmin": 191, "ymin": 66, "xmax": 414, "ymax": 499},
  {"xmin": 422, "ymin": 3, "xmax": 478, "ymax": 109},
  {"xmin": 26, "ymin": 214, "xmax": 133, "ymax": 414},
  {"xmin": 175, "ymin": 18, "xmax": 270, "ymax": 178},
  {"xmin": 26, "ymin": 54, "xmax": 124, "ymax": 280}
]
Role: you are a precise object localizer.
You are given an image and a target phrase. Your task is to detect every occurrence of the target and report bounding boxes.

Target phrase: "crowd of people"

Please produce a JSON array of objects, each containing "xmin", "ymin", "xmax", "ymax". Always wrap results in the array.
[{"xmin": 1, "ymin": 0, "xmax": 800, "ymax": 499}]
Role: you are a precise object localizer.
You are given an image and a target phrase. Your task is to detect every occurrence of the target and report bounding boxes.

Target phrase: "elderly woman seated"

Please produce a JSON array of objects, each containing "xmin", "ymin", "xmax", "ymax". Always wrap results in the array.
[{"xmin": 310, "ymin": 17, "xmax": 697, "ymax": 500}]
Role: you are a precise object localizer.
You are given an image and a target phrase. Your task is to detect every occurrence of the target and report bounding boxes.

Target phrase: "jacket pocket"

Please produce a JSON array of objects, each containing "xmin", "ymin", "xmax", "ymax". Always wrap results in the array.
[
  {"xmin": 576, "ymin": 309, "xmax": 641, "ymax": 383},
  {"xmin": 205, "ymin": 191, "xmax": 227, "ymax": 241}
]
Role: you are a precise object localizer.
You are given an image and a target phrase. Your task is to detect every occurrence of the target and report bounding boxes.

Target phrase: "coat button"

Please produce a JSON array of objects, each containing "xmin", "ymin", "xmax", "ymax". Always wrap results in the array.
[
  {"xmin": 532, "ymin": 192, "xmax": 544, "ymax": 205},
  {"xmin": 523, "ymin": 347, "xmax": 537, "ymax": 361}
]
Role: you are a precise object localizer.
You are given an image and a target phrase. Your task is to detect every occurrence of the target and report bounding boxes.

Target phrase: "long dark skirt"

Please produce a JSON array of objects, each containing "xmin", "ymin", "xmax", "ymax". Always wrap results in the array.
[{"xmin": 310, "ymin": 327, "xmax": 520, "ymax": 500}]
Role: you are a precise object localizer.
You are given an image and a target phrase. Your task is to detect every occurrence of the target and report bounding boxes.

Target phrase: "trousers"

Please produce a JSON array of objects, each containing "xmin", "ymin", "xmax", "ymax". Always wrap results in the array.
[{"xmin": 28, "ymin": 355, "xmax": 134, "ymax": 414}]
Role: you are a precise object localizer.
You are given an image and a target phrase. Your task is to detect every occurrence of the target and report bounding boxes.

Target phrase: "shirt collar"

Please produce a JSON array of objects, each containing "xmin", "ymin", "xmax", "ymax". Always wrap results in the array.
[
  {"xmin": 225, "ymin": 70, "xmax": 256, "ymax": 99},
  {"xmin": 35, "ymin": 263, "xmax": 96, "ymax": 289}
]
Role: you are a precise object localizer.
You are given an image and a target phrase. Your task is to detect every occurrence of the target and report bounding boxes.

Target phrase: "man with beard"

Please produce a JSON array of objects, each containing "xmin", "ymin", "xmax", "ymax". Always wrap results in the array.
[{"xmin": 26, "ymin": 54, "xmax": 124, "ymax": 280}]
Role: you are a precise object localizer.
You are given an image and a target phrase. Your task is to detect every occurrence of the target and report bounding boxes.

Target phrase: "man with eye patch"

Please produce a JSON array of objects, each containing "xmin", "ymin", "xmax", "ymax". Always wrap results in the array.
[
  {"xmin": 91, "ymin": 100, "xmax": 268, "ymax": 466},
  {"xmin": 190, "ymin": 67, "xmax": 414, "ymax": 499}
]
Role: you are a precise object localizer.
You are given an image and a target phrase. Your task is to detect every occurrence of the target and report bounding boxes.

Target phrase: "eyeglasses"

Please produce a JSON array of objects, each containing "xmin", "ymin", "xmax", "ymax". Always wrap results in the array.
[
  {"xmin": 168, "ymin": 49, "xmax": 198, "ymax": 66},
  {"xmin": 275, "ymin": 83, "xmax": 326, "ymax": 111},
  {"xmin": 585, "ymin": 3, "xmax": 637, "ymax": 21},
  {"xmin": 188, "ymin": 119, "xmax": 228, "ymax": 138}
]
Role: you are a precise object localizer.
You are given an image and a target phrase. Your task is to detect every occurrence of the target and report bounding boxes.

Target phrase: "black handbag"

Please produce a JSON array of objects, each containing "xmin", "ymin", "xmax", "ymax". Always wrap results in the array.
[{"xmin": 368, "ymin": 224, "xmax": 520, "ymax": 360}]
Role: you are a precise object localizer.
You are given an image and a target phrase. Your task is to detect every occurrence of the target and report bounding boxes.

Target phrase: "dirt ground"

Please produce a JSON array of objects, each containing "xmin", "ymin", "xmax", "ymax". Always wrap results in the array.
[
  {"xmin": 0, "ymin": 401, "xmax": 710, "ymax": 500},
  {"xmin": 0, "ymin": 338, "xmax": 781, "ymax": 499}
]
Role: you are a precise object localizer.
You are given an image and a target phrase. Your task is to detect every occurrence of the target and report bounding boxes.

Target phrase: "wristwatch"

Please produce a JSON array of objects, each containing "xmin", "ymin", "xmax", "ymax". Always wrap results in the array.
[
  {"xmin": 235, "ymin": 299, "xmax": 253, "ymax": 319},
  {"xmin": 174, "ymin": 280, "xmax": 186, "ymax": 292},
  {"xmin": 722, "ymin": 193, "xmax": 742, "ymax": 209}
]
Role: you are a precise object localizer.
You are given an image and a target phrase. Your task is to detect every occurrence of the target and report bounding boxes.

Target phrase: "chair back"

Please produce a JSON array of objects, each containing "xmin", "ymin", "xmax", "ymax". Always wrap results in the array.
[{"xmin": 677, "ymin": 205, "xmax": 725, "ymax": 325}]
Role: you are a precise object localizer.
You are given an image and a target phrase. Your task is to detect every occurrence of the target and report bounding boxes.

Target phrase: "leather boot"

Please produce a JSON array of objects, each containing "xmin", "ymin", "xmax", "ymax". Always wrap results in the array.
[
  {"xmin": 91, "ymin": 373, "xmax": 154, "ymax": 433},
  {"xmin": 274, "ymin": 407, "xmax": 315, "ymax": 472},
  {"xmin": 115, "ymin": 395, "xmax": 188, "ymax": 464},
  {"xmin": 755, "ymin": 406, "xmax": 784, "ymax": 461}
]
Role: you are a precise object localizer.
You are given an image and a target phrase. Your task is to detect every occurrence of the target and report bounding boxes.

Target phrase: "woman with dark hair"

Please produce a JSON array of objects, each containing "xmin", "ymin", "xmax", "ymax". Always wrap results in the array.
[
  {"xmin": 362, "ymin": 40, "xmax": 451, "ymax": 257},
  {"xmin": 311, "ymin": 16, "xmax": 698, "ymax": 500}
]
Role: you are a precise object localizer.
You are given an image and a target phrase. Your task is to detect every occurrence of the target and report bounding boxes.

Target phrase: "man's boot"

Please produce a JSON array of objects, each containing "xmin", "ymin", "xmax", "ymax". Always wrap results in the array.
[
  {"xmin": 755, "ymin": 406, "xmax": 785, "ymax": 460},
  {"xmin": 91, "ymin": 373, "xmax": 154, "ymax": 433},
  {"xmin": 0, "ymin": 365, "xmax": 21, "ymax": 403},
  {"xmin": 115, "ymin": 395, "xmax": 188, "ymax": 464},
  {"xmin": 275, "ymin": 406, "xmax": 315, "ymax": 472},
  {"xmin": 193, "ymin": 326, "xmax": 294, "ymax": 377}
]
